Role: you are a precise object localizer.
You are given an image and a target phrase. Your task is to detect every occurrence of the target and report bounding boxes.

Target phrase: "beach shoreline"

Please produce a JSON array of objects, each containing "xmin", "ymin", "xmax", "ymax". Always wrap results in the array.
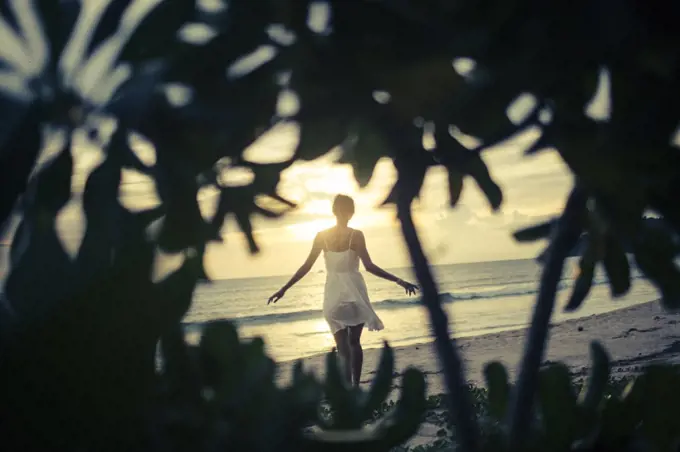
[
  {"xmin": 277, "ymin": 299, "xmax": 680, "ymax": 449},
  {"xmin": 276, "ymin": 299, "xmax": 680, "ymax": 390}
]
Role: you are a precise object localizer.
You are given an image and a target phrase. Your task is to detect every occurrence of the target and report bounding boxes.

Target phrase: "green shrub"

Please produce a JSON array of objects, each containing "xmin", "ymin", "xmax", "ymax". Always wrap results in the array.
[
  {"xmin": 153, "ymin": 321, "xmax": 426, "ymax": 451},
  {"xmin": 402, "ymin": 345, "xmax": 680, "ymax": 452}
]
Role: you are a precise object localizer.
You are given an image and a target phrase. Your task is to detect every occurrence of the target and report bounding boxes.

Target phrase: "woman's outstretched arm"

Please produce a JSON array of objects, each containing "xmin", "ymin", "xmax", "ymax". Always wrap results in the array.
[
  {"xmin": 354, "ymin": 230, "xmax": 418, "ymax": 295},
  {"xmin": 268, "ymin": 233, "xmax": 323, "ymax": 304}
]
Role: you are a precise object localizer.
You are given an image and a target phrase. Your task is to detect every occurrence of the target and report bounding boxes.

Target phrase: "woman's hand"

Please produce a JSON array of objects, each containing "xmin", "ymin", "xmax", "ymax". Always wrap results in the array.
[
  {"xmin": 268, "ymin": 288, "xmax": 286, "ymax": 305},
  {"xmin": 397, "ymin": 279, "xmax": 419, "ymax": 296}
]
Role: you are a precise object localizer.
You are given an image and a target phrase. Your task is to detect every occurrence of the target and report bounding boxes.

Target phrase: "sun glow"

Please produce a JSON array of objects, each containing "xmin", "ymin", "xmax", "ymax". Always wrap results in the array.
[
  {"xmin": 286, "ymin": 215, "xmax": 376, "ymax": 241},
  {"xmin": 279, "ymin": 157, "xmax": 359, "ymax": 205},
  {"xmin": 278, "ymin": 156, "xmax": 399, "ymax": 242},
  {"xmin": 286, "ymin": 218, "xmax": 336, "ymax": 240}
]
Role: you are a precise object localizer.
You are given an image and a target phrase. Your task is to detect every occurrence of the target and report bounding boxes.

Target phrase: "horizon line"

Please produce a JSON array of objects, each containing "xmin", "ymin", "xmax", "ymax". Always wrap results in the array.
[{"xmin": 205, "ymin": 256, "xmax": 538, "ymax": 282}]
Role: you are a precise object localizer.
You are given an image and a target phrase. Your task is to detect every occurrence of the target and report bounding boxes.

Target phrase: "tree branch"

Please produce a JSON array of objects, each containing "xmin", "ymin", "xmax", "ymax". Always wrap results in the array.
[
  {"xmin": 396, "ymin": 198, "xmax": 479, "ymax": 452},
  {"xmin": 507, "ymin": 186, "xmax": 586, "ymax": 449}
]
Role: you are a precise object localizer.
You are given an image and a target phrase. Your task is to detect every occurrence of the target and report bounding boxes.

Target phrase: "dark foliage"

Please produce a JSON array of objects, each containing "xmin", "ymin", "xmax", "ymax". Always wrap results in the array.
[
  {"xmin": 0, "ymin": 0, "xmax": 679, "ymax": 451},
  {"xmin": 410, "ymin": 351, "xmax": 680, "ymax": 452}
]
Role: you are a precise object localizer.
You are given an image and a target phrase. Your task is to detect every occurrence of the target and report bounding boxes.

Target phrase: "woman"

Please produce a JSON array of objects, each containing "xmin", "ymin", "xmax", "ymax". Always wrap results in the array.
[{"xmin": 268, "ymin": 194, "xmax": 418, "ymax": 387}]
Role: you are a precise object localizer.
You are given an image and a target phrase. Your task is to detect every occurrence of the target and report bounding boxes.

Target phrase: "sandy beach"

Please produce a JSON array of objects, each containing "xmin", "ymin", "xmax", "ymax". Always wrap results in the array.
[
  {"xmin": 277, "ymin": 299, "xmax": 680, "ymax": 449},
  {"xmin": 278, "ymin": 299, "xmax": 680, "ymax": 389}
]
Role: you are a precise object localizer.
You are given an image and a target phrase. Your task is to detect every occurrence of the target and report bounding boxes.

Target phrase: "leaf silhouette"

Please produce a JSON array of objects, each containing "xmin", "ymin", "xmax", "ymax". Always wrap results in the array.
[
  {"xmin": 0, "ymin": 3, "xmax": 20, "ymax": 35},
  {"xmin": 465, "ymin": 153, "xmax": 502, "ymax": 211},
  {"xmin": 106, "ymin": 59, "xmax": 168, "ymax": 125},
  {"xmin": 483, "ymin": 361, "xmax": 510, "ymax": 422},
  {"xmin": 538, "ymin": 364, "xmax": 578, "ymax": 449},
  {"xmin": 382, "ymin": 150, "xmax": 436, "ymax": 206},
  {"xmin": 35, "ymin": 0, "xmax": 81, "ymax": 70},
  {"xmin": 323, "ymin": 349, "xmax": 357, "ymax": 429},
  {"xmin": 154, "ymin": 250, "xmax": 203, "ymax": 332},
  {"xmin": 119, "ymin": 0, "xmax": 197, "ymax": 64},
  {"xmin": 565, "ymin": 237, "xmax": 597, "ymax": 312},
  {"xmin": 578, "ymin": 341, "xmax": 610, "ymax": 411},
  {"xmin": 86, "ymin": 0, "xmax": 135, "ymax": 56},
  {"xmin": 157, "ymin": 179, "xmax": 208, "ymax": 253},
  {"xmin": 339, "ymin": 124, "xmax": 390, "ymax": 188},
  {"xmin": 360, "ymin": 342, "xmax": 394, "ymax": 420},
  {"xmin": 601, "ymin": 233, "xmax": 631, "ymax": 297},
  {"xmin": 294, "ymin": 116, "xmax": 349, "ymax": 162},
  {"xmin": 26, "ymin": 137, "xmax": 73, "ymax": 215},
  {"xmin": 513, "ymin": 219, "xmax": 557, "ymax": 243},
  {"xmin": 0, "ymin": 105, "xmax": 42, "ymax": 229},
  {"xmin": 447, "ymin": 168, "xmax": 464, "ymax": 207},
  {"xmin": 634, "ymin": 241, "xmax": 680, "ymax": 310}
]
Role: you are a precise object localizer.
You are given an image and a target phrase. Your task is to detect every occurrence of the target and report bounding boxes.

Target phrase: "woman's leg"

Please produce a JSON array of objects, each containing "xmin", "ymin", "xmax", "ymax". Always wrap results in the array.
[
  {"xmin": 332, "ymin": 328, "xmax": 351, "ymax": 384},
  {"xmin": 348, "ymin": 324, "xmax": 364, "ymax": 387}
]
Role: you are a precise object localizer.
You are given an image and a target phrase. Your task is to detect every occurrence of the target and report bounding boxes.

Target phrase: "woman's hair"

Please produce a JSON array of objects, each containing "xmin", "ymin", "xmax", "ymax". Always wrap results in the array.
[{"xmin": 332, "ymin": 194, "xmax": 355, "ymax": 217}]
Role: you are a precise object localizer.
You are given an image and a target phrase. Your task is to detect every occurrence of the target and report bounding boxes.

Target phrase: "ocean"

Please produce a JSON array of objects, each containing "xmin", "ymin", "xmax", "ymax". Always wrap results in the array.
[{"xmin": 183, "ymin": 257, "xmax": 660, "ymax": 362}]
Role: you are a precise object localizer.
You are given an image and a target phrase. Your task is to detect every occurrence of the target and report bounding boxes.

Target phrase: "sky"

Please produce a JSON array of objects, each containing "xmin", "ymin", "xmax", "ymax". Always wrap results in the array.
[
  {"xmin": 201, "ymin": 125, "xmax": 574, "ymax": 279},
  {"xmin": 195, "ymin": 61, "xmax": 616, "ymax": 280},
  {"xmin": 0, "ymin": 0, "xmax": 607, "ymax": 281},
  {"xmin": 0, "ymin": 121, "xmax": 574, "ymax": 280}
]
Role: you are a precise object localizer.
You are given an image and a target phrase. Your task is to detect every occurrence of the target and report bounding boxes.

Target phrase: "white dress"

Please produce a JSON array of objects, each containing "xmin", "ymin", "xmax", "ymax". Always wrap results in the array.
[{"xmin": 323, "ymin": 230, "xmax": 384, "ymax": 334}]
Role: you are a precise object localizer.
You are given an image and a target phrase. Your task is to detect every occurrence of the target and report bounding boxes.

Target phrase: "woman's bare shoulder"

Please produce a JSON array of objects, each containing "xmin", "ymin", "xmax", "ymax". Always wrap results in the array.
[
  {"xmin": 319, "ymin": 227, "xmax": 334, "ymax": 237},
  {"xmin": 315, "ymin": 228, "xmax": 332, "ymax": 242}
]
